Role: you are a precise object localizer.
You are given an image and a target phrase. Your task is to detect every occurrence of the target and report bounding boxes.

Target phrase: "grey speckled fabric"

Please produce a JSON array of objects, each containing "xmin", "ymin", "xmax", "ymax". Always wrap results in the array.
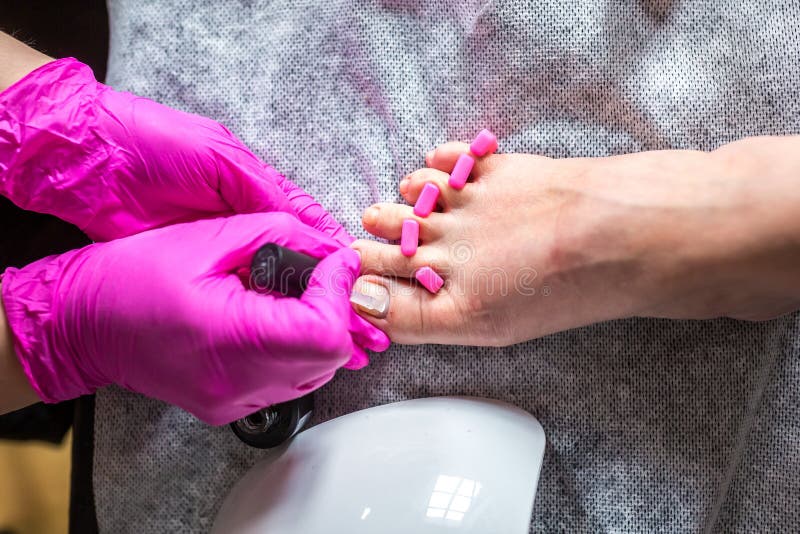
[{"xmin": 95, "ymin": 1, "xmax": 800, "ymax": 532}]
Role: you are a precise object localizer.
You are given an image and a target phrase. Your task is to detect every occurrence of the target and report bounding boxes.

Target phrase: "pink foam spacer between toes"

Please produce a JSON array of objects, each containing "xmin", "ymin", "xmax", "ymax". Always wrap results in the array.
[
  {"xmin": 400, "ymin": 219, "xmax": 419, "ymax": 256},
  {"xmin": 470, "ymin": 128, "xmax": 498, "ymax": 157},
  {"xmin": 448, "ymin": 153, "xmax": 474, "ymax": 190},
  {"xmin": 413, "ymin": 183, "xmax": 440, "ymax": 217},
  {"xmin": 415, "ymin": 266, "xmax": 444, "ymax": 294}
]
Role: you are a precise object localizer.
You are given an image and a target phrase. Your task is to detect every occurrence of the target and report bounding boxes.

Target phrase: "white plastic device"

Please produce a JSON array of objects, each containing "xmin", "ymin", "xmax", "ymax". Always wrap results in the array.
[{"xmin": 213, "ymin": 396, "xmax": 546, "ymax": 534}]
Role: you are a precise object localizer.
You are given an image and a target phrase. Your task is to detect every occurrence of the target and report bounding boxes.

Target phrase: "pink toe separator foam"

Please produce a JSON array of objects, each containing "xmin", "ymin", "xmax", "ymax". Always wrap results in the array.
[
  {"xmin": 470, "ymin": 128, "xmax": 498, "ymax": 157},
  {"xmin": 413, "ymin": 183, "xmax": 440, "ymax": 217},
  {"xmin": 415, "ymin": 266, "xmax": 444, "ymax": 294},
  {"xmin": 400, "ymin": 219, "xmax": 419, "ymax": 256},
  {"xmin": 448, "ymin": 153, "xmax": 475, "ymax": 190}
]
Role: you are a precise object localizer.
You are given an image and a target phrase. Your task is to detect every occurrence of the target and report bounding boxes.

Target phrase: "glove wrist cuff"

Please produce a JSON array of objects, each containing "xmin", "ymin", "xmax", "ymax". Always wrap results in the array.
[
  {"xmin": 0, "ymin": 57, "xmax": 102, "ymax": 232},
  {"xmin": 1, "ymin": 256, "xmax": 99, "ymax": 403}
]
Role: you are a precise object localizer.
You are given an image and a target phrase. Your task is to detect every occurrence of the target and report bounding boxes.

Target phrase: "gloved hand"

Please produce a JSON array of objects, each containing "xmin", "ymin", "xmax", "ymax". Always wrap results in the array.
[
  {"xmin": 1, "ymin": 213, "xmax": 389, "ymax": 425},
  {"xmin": 0, "ymin": 57, "xmax": 349, "ymax": 244}
]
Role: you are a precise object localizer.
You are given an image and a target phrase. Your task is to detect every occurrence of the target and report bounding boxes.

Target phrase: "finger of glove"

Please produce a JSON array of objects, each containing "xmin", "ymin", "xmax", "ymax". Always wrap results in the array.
[
  {"xmin": 277, "ymin": 176, "xmax": 354, "ymax": 247},
  {"xmin": 197, "ymin": 212, "xmax": 345, "ymax": 276},
  {"xmin": 209, "ymin": 141, "xmax": 298, "ymax": 217},
  {"xmin": 204, "ymin": 214, "xmax": 386, "ymax": 367},
  {"xmin": 204, "ymin": 124, "xmax": 353, "ymax": 246},
  {"xmin": 205, "ymin": 130, "xmax": 352, "ymax": 248},
  {"xmin": 184, "ymin": 212, "xmax": 376, "ymax": 368},
  {"xmin": 221, "ymin": 248, "xmax": 360, "ymax": 384},
  {"xmin": 216, "ymin": 244, "xmax": 360, "ymax": 360},
  {"xmin": 347, "ymin": 312, "xmax": 391, "ymax": 365},
  {"xmin": 191, "ymin": 248, "xmax": 362, "ymax": 424},
  {"xmin": 343, "ymin": 343, "xmax": 370, "ymax": 371}
]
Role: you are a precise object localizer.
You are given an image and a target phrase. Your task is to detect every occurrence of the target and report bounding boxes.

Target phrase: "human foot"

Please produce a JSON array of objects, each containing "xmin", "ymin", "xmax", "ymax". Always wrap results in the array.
[
  {"xmin": 353, "ymin": 137, "xmax": 800, "ymax": 345},
  {"xmin": 352, "ymin": 142, "xmax": 645, "ymax": 346}
]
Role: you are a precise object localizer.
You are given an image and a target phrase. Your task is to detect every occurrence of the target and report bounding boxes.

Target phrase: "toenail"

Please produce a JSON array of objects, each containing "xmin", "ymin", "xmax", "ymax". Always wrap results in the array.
[
  {"xmin": 363, "ymin": 206, "xmax": 380, "ymax": 226},
  {"xmin": 470, "ymin": 129, "xmax": 498, "ymax": 157},
  {"xmin": 350, "ymin": 279, "xmax": 391, "ymax": 318},
  {"xmin": 400, "ymin": 219, "xmax": 419, "ymax": 256},
  {"xmin": 413, "ymin": 183, "xmax": 440, "ymax": 217},
  {"xmin": 415, "ymin": 266, "xmax": 444, "ymax": 293},
  {"xmin": 448, "ymin": 153, "xmax": 474, "ymax": 190},
  {"xmin": 425, "ymin": 150, "xmax": 434, "ymax": 166},
  {"xmin": 399, "ymin": 176, "xmax": 411, "ymax": 194}
]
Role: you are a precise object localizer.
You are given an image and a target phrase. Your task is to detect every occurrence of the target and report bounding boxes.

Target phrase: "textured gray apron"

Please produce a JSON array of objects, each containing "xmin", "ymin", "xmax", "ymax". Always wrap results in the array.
[{"xmin": 97, "ymin": 1, "xmax": 800, "ymax": 531}]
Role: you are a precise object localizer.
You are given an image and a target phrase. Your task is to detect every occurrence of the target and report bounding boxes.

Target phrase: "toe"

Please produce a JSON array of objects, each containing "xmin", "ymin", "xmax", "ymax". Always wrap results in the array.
[
  {"xmin": 351, "ymin": 239, "xmax": 448, "ymax": 279},
  {"xmin": 425, "ymin": 141, "xmax": 497, "ymax": 180},
  {"xmin": 361, "ymin": 202, "xmax": 444, "ymax": 241},
  {"xmin": 399, "ymin": 167, "xmax": 469, "ymax": 209},
  {"xmin": 349, "ymin": 274, "xmax": 459, "ymax": 345},
  {"xmin": 425, "ymin": 141, "xmax": 471, "ymax": 171}
]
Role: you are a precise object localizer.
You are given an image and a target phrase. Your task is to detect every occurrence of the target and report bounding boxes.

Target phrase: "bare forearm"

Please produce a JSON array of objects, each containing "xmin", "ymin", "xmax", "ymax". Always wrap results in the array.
[
  {"xmin": 0, "ymin": 286, "xmax": 40, "ymax": 414},
  {"xmin": 0, "ymin": 32, "xmax": 52, "ymax": 412},
  {"xmin": 0, "ymin": 31, "xmax": 52, "ymax": 92}
]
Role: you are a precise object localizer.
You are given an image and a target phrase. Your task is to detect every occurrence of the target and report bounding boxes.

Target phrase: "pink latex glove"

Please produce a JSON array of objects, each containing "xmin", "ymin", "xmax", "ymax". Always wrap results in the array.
[
  {"xmin": 1, "ymin": 213, "xmax": 389, "ymax": 425},
  {"xmin": 0, "ymin": 57, "xmax": 349, "ymax": 245}
]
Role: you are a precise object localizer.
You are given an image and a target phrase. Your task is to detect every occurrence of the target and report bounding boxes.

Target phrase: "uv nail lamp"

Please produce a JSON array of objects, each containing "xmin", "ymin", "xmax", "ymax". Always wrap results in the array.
[{"xmin": 214, "ymin": 396, "xmax": 545, "ymax": 534}]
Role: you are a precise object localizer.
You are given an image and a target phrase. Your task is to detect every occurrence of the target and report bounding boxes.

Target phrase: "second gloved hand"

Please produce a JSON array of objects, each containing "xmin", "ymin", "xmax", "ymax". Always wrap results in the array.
[
  {"xmin": 0, "ymin": 57, "xmax": 349, "ymax": 244},
  {"xmin": 1, "ymin": 213, "xmax": 389, "ymax": 425}
]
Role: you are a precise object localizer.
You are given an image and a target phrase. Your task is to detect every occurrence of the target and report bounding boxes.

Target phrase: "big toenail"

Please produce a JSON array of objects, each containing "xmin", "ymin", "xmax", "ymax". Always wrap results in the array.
[{"xmin": 350, "ymin": 279, "xmax": 391, "ymax": 318}]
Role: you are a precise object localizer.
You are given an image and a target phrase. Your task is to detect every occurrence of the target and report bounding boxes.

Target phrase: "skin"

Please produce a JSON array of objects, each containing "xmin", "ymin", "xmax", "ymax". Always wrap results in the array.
[
  {"xmin": 352, "ymin": 138, "xmax": 800, "ymax": 346},
  {"xmin": 0, "ymin": 33, "xmax": 50, "ymax": 411},
  {"xmin": 0, "ymin": 31, "xmax": 51, "ymax": 92},
  {"xmin": 0, "ymin": 288, "xmax": 40, "ymax": 413},
  {"xmin": 1, "ymin": 30, "xmax": 799, "ymax": 409}
]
